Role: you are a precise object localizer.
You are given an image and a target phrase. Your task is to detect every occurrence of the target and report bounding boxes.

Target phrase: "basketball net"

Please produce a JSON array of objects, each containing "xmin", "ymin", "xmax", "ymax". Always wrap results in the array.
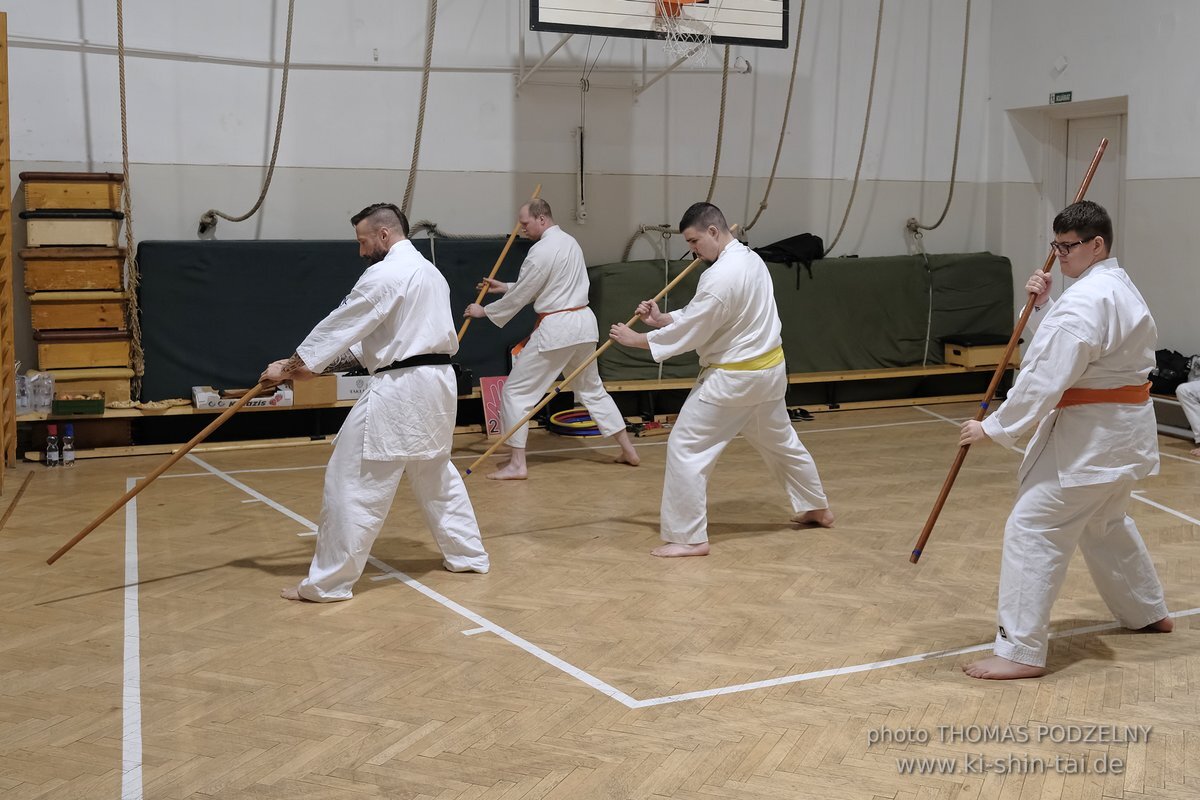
[{"xmin": 654, "ymin": 0, "xmax": 714, "ymax": 65}]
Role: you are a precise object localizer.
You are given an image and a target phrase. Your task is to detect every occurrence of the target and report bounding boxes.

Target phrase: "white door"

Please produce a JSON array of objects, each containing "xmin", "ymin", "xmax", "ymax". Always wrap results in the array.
[{"xmin": 1065, "ymin": 115, "xmax": 1124, "ymax": 259}]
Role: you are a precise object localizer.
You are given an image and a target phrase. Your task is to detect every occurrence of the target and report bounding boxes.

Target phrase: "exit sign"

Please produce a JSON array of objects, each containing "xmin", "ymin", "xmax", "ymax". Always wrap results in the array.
[{"xmin": 1050, "ymin": 91, "xmax": 1073, "ymax": 104}]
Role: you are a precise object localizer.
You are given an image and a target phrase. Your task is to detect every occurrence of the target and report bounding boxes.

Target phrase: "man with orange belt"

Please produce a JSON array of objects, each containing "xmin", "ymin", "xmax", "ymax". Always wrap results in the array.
[
  {"xmin": 464, "ymin": 198, "xmax": 639, "ymax": 479},
  {"xmin": 959, "ymin": 200, "xmax": 1172, "ymax": 679}
]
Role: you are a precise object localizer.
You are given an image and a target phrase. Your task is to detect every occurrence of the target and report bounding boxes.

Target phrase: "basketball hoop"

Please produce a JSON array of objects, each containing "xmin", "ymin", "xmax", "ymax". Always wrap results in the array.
[{"xmin": 654, "ymin": 0, "xmax": 714, "ymax": 65}]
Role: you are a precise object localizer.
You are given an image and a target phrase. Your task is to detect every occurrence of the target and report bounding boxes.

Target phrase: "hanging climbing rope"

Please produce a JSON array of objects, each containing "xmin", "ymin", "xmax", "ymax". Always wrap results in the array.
[
  {"xmin": 196, "ymin": 0, "xmax": 295, "ymax": 235},
  {"xmin": 823, "ymin": 0, "xmax": 884, "ymax": 257},
  {"xmin": 906, "ymin": 0, "xmax": 972, "ymax": 237},
  {"xmin": 705, "ymin": 45, "xmax": 730, "ymax": 202},
  {"xmin": 744, "ymin": 0, "xmax": 807, "ymax": 233},
  {"xmin": 115, "ymin": 0, "xmax": 144, "ymax": 394},
  {"xmin": 402, "ymin": 0, "xmax": 438, "ymax": 218}
]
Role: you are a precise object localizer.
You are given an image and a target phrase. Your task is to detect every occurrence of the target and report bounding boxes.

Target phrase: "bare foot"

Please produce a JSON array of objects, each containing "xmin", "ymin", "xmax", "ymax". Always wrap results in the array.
[
  {"xmin": 651, "ymin": 542, "xmax": 710, "ymax": 558},
  {"xmin": 791, "ymin": 508, "xmax": 835, "ymax": 528},
  {"xmin": 486, "ymin": 463, "xmax": 528, "ymax": 481},
  {"xmin": 615, "ymin": 452, "xmax": 640, "ymax": 467},
  {"xmin": 962, "ymin": 655, "xmax": 1046, "ymax": 680},
  {"xmin": 280, "ymin": 586, "xmax": 306, "ymax": 601},
  {"xmin": 1191, "ymin": 446, "xmax": 1200, "ymax": 457},
  {"xmin": 1134, "ymin": 616, "xmax": 1173, "ymax": 633}
]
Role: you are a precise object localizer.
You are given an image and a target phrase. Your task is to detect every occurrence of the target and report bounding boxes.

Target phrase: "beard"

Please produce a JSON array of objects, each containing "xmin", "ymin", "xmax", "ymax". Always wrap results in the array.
[{"xmin": 363, "ymin": 245, "xmax": 388, "ymax": 265}]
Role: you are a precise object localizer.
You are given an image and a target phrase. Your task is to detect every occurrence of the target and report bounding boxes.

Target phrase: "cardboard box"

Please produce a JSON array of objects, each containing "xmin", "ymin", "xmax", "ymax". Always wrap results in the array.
[
  {"xmin": 336, "ymin": 373, "xmax": 370, "ymax": 401},
  {"xmin": 292, "ymin": 374, "xmax": 337, "ymax": 406},
  {"xmin": 192, "ymin": 385, "xmax": 294, "ymax": 410}
]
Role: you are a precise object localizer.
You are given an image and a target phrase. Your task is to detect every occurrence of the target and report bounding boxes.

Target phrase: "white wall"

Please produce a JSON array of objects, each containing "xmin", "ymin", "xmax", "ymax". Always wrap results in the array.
[
  {"xmin": 987, "ymin": 0, "xmax": 1200, "ymax": 353},
  {"xmin": 5, "ymin": 0, "xmax": 1197, "ymax": 358}
]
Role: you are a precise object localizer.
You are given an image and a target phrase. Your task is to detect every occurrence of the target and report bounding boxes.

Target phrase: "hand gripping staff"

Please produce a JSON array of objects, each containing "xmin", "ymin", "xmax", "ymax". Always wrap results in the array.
[
  {"xmin": 463, "ymin": 224, "xmax": 740, "ymax": 476},
  {"xmin": 909, "ymin": 138, "xmax": 1108, "ymax": 564},
  {"xmin": 46, "ymin": 382, "xmax": 270, "ymax": 565},
  {"xmin": 456, "ymin": 184, "xmax": 542, "ymax": 342}
]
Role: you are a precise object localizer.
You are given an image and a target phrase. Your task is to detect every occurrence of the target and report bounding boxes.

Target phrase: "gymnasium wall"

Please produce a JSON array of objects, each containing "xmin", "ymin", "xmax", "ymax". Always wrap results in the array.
[{"xmin": 4, "ymin": 0, "xmax": 1197, "ymax": 366}]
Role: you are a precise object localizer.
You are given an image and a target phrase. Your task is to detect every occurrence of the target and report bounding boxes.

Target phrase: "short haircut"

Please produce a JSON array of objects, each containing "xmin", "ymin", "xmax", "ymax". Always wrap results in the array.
[
  {"xmin": 1053, "ymin": 200, "xmax": 1113, "ymax": 252},
  {"xmin": 525, "ymin": 198, "xmax": 553, "ymax": 219},
  {"xmin": 678, "ymin": 202, "xmax": 729, "ymax": 234},
  {"xmin": 351, "ymin": 203, "xmax": 409, "ymax": 237}
]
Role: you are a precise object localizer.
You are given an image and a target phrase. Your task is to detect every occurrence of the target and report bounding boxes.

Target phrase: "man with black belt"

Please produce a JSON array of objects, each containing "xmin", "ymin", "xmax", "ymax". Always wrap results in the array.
[
  {"xmin": 262, "ymin": 203, "xmax": 489, "ymax": 602},
  {"xmin": 463, "ymin": 198, "xmax": 639, "ymax": 479}
]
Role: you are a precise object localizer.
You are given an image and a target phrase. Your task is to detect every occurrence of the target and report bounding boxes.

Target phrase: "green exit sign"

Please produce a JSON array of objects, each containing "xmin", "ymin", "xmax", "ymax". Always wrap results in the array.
[{"xmin": 1050, "ymin": 91, "xmax": 1073, "ymax": 104}]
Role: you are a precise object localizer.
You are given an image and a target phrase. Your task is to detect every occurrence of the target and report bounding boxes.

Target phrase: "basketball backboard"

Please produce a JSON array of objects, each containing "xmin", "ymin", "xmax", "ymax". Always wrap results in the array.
[{"xmin": 530, "ymin": 1, "xmax": 789, "ymax": 49}]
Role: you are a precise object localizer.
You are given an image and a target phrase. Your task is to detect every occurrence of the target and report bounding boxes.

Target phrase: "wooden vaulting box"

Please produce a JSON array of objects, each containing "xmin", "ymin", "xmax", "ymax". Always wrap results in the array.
[
  {"xmin": 30, "ymin": 291, "xmax": 127, "ymax": 331},
  {"xmin": 942, "ymin": 334, "xmax": 1017, "ymax": 368},
  {"xmin": 35, "ymin": 329, "xmax": 132, "ymax": 370},
  {"xmin": 20, "ymin": 210, "xmax": 123, "ymax": 248},
  {"xmin": 21, "ymin": 171, "xmax": 123, "ymax": 211},
  {"xmin": 47, "ymin": 367, "xmax": 134, "ymax": 404},
  {"xmin": 21, "ymin": 247, "xmax": 125, "ymax": 292}
]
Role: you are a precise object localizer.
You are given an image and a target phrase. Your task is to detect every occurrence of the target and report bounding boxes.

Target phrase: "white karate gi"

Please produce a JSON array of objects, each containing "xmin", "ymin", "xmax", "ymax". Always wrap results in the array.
[
  {"xmin": 293, "ymin": 239, "xmax": 489, "ymax": 601},
  {"xmin": 981, "ymin": 258, "xmax": 1167, "ymax": 666},
  {"xmin": 645, "ymin": 239, "xmax": 829, "ymax": 544},
  {"xmin": 1176, "ymin": 377, "xmax": 1200, "ymax": 445},
  {"xmin": 483, "ymin": 225, "xmax": 625, "ymax": 449}
]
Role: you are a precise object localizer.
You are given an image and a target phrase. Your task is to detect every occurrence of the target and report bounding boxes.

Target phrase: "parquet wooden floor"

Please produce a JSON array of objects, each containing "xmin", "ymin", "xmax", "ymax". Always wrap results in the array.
[{"xmin": 2, "ymin": 402, "xmax": 1198, "ymax": 799}]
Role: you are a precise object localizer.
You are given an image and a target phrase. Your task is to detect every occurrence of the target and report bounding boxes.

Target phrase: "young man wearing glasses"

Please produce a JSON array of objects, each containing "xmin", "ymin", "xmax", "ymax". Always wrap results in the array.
[{"xmin": 957, "ymin": 200, "xmax": 1172, "ymax": 679}]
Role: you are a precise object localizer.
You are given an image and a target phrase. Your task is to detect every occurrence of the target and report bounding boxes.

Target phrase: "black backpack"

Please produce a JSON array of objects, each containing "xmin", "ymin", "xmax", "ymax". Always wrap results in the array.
[
  {"xmin": 753, "ymin": 233, "xmax": 825, "ymax": 288},
  {"xmin": 1149, "ymin": 349, "xmax": 1193, "ymax": 394}
]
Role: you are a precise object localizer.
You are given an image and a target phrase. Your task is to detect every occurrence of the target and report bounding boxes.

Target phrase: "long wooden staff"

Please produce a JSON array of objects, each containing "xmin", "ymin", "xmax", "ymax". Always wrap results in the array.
[
  {"xmin": 909, "ymin": 138, "xmax": 1108, "ymax": 564},
  {"xmin": 464, "ymin": 224, "xmax": 739, "ymax": 476},
  {"xmin": 457, "ymin": 184, "xmax": 542, "ymax": 342},
  {"xmin": 46, "ymin": 382, "xmax": 269, "ymax": 564}
]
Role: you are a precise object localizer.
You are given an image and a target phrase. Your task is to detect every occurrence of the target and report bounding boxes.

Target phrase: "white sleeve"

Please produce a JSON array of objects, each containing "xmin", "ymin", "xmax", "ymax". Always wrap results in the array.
[
  {"xmin": 296, "ymin": 290, "xmax": 386, "ymax": 373},
  {"xmin": 645, "ymin": 291, "xmax": 730, "ymax": 364},
  {"xmin": 484, "ymin": 255, "xmax": 550, "ymax": 328}
]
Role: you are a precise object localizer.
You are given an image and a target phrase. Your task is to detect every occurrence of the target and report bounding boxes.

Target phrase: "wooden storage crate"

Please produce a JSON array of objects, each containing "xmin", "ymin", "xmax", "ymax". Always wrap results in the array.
[
  {"xmin": 943, "ymin": 334, "xmax": 1018, "ymax": 368},
  {"xmin": 35, "ymin": 329, "xmax": 132, "ymax": 369},
  {"xmin": 21, "ymin": 247, "xmax": 125, "ymax": 292},
  {"xmin": 19, "ymin": 171, "xmax": 123, "ymax": 211},
  {"xmin": 21, "ymin": 211, "xmax": 123, "ymax": 248},
  {"xmin": 47, "ymin": 366, "xmax": 133, "ymax": 404},
  {"xmin": 30, "ymin": 291, "xmax": 126, "ymax": 331}
]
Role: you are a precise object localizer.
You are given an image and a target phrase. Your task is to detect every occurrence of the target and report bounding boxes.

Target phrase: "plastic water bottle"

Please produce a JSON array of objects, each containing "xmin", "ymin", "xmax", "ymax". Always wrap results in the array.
[
  {"xmin": 45, "ymin": 424, "xmax": 60, "ymax": 467},
  {"xmin": 61, "ymin": 424, "xmax": 76, "ymax": 467},
  {"xmin": 15, "ymin": 375, "xmax": 30, "ymax": 415}
]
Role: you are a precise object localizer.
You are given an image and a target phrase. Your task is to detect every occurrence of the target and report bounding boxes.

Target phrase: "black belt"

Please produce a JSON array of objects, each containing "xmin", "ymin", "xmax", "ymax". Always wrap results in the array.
[{"xmin": 345, "ymin": 353, "xmax": 452, "ymax": 377}]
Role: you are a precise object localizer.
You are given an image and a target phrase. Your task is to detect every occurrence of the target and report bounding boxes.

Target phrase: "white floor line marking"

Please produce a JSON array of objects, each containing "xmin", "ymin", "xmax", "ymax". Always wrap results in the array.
[
  {"xmin": 164, "ymin": 447, "xmax": 1200, "ymax": 709},
  {"xmin": 461, "ymin": 627, "xmax": 489, "ymax": 636},
  {"xmin": 1161, "ymin": 450, "xmax": 1200, "ymax": 465},
  {"xmin": 122, "ymin": 478, "xmax": 143, "ymax": 800},
  {"xmin": 1131, "ymin": 491, "xmax": 1200, "ymax": 527},
  {"xmin": 914, "ymin": 405, "xmax": 971, "ymax": 425},
  {"xmin": 241, "ymin": 498, "xmax": 262, "ymax": 504},
  {"xmin": 185, "ymin": 454, "xmax": 317, "ymax": 533}
]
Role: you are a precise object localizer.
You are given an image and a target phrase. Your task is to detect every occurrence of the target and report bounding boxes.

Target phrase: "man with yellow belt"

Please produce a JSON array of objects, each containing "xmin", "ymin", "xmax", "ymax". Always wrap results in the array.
[
  {"xmin": 465, "ymin": 198, "xmax": 639, "ymax": 479},
  {"xmin": 959, "ymin": 200, "xmax": 1172, "ymax": 679},
  {"xmin": 610, "ymin": 202, "xmax": 833, "ymax": 557}
]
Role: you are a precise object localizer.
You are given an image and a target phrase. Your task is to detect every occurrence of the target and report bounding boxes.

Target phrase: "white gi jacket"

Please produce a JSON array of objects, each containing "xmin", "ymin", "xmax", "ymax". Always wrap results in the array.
[
  {"xmin": 646, "ymin": 239, "xmax": 786, "ymax": 406},
  {"xmin": 981, "ymin": 258, "xmax": 1159, "ymax": 487},
  {"xmin": 296, "ymin": 239, "xmax": 459, "ymax": 461},
  {"xmin": 483, "ymin": 225, "xmax": 598, "ymax": 352}
]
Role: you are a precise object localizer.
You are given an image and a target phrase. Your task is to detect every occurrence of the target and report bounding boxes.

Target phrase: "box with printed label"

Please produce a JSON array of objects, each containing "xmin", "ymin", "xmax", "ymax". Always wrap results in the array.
[
  {"xmin": 191, "ymin": 385, "xmax": 294, "ymax": 409},
  {"xmin": 336, "ymin": 373, "xmax": 370, "ymax": 401}
]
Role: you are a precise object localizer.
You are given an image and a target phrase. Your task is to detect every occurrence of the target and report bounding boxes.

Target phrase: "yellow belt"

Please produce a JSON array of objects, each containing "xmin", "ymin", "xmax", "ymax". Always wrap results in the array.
[{"xmin": 709, "ymin": 345, "xmax": 785, "ymax": 371}]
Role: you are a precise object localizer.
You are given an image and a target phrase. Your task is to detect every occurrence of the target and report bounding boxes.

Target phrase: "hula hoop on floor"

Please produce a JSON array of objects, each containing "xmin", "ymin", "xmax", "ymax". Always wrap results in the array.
[{"xmin": 547, "ymin": 408, "xmax": 601, "ymax": 437}]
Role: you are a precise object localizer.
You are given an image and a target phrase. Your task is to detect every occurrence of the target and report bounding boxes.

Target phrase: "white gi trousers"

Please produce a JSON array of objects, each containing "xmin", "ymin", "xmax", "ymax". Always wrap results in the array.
[
  {"xmin": 1176, "ymin": 381, "xmax": 1200, "ymax": 444},
  {"xmin": 661, "ymin": 388, "xmax": 828, "ymax": 544},
  {"xmin": 501, "ymin": 341, "xmax": 626, "ymax": 449},
  {"xmin": 297, "ymin": 398, "xmax": 490, "ymax": 602},
  {"xmin": 994, "ymin": 428, "xmax": 1168, "ymax": 666}
]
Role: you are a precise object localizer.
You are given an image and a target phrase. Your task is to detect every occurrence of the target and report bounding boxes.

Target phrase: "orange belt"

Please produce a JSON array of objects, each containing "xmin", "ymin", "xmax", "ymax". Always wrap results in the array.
[
  {"xmin": 1056, "ymin": 382, "xmax": 1151, "ymax": 409},
  {"xmin": 511, "ymin": 305, "xmax": 588, "ymax": 356}
]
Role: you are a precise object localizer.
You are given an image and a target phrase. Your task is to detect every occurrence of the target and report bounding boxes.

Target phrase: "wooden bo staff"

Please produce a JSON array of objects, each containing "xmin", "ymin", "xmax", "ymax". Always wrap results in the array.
[
  {"xmin": 46, "ymin": 382, "xmax": 270, "ymax": 565},
  {"xmin": 457, "ymin": 183, "xmax": 543, "ymax": 342},
  {"xmin": 909, "ymin": 138, "xmax": 1109, "ymax": 564},
  {"xmin": 463, "ymin": 223, "xmax": 740, "ymax": 476}
]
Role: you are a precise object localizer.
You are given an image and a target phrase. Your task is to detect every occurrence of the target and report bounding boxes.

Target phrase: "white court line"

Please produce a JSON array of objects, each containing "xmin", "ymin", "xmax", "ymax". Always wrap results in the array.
[
  {"xmin": 184, "ymin": 454, "xmax": 317, "ymax": 534},
  {"xmin": 1161, "ymin": 450, "xmax": 1200, "ymax": 465},
  {"xmin": 176, "ymin": 446, "xmax": 1200, "ymax": 708},
  {"xmin": 122, "ymin": 479, "xmax": 143, "ymax": 800}
]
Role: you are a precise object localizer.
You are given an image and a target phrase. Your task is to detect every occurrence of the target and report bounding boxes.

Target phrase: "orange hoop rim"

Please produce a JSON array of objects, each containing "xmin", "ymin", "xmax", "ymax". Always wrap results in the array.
[{"xmin": 655, "ymin": 0, "xmax": 702, "ymax": 19}]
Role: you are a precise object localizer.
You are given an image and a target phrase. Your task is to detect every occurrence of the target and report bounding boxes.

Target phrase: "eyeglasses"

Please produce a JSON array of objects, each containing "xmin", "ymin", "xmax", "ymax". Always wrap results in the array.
[{"xmin": 1049, "ymin": 238, "xmax": 1093, "ymax": 255}]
